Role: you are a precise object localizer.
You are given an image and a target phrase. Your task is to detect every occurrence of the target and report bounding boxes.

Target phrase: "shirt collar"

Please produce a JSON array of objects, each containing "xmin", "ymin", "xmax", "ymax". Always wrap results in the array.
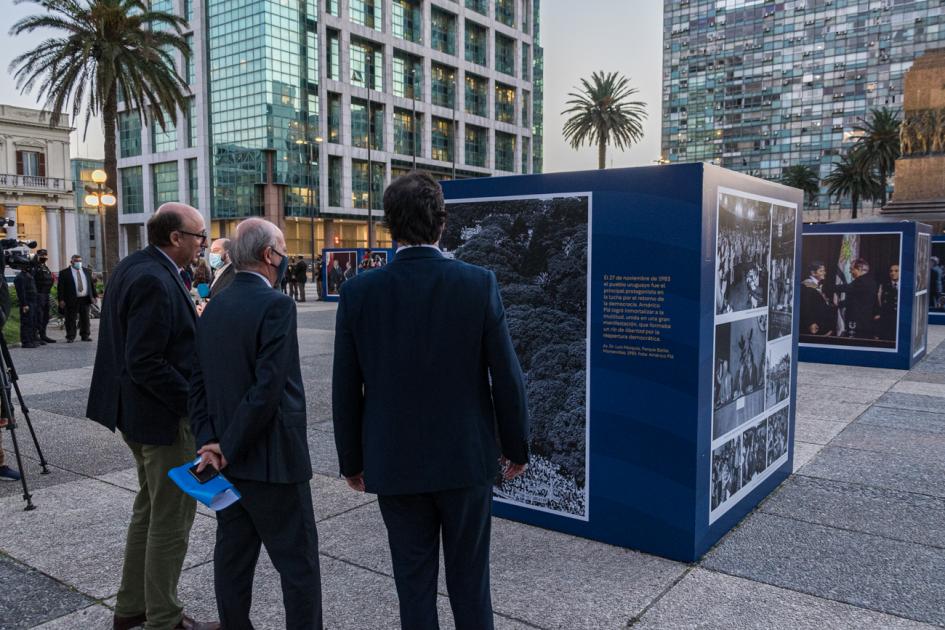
[
  {"xmin": 238, "ymin": 270, "xmax": 272, "ymax": 288},
  {"xmin": 395, "ymin": 243, "xmax": 441, "ymax": 254},
  {"xmin": 155, "ymin": 247, "xmax": 181, "ymax": 270}
]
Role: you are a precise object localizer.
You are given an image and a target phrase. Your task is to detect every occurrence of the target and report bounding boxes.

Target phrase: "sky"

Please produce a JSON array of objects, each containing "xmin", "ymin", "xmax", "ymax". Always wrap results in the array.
[{"xmin": 0, "ymin": 1, "xmax": 665, "ymax": 172}]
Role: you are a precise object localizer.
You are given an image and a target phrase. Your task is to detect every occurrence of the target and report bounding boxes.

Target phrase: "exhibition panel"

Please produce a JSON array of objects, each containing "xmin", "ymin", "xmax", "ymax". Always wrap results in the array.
[
  {"xmin": 442, "ymin": 164, "xmax": 802, "ymax": 562},
  {"xmin": 321, "ymin": 247, "xmax": 396, "ymax": 301},
  {"xmin": 930, "ymin": 236, "xmax": 945, "ymax": 325}
]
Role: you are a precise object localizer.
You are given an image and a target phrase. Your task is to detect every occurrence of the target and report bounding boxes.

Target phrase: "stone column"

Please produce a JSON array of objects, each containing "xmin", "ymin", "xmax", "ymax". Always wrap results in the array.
[
  {"xmin": 4, "ymin": 204, "xmax": 17, "ymax": 240},
  {"xmin": 63, "ymin": 208, "xmax": 79, "ymax": 264},
  {"xmin": 44, "ymin": 206, "xmax": 62, "ymax": 271}
]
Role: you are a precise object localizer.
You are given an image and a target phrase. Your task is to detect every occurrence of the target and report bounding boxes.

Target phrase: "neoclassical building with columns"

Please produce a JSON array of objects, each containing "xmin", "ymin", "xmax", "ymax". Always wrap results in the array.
[{"xmin": 0, "ymin": 104, "xmax": 77, "ymax": 273}]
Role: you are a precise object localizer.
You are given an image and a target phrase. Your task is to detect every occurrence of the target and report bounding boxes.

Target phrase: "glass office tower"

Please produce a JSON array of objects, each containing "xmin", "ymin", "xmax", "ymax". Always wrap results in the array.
[{"xmin": 661, "ymin": 0, "xmax": 945, "ymax": 219}]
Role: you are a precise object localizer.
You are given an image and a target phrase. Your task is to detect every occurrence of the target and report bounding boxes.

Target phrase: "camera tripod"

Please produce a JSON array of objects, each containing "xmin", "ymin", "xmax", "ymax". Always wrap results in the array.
[{"xmin": 1, "ymin": 335, "xmax": 50, "ymax": 510}]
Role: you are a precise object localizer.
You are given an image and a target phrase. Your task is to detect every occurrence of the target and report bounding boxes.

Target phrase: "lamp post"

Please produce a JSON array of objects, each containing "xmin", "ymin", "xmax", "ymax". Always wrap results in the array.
[
  {"xmin": 410, "ymin": 67, "xmax": 418, "ymax": 170},
  {"xmin": 296, "ymin": 135, "xmax": 324, "ymax": 284},
  {"xmin": 352, "ymin": 68, "xmax": 377, "ymax": 248},
  {"xmin": 84, "ymin": 169, "xmax": 116, "ymax": 281}
]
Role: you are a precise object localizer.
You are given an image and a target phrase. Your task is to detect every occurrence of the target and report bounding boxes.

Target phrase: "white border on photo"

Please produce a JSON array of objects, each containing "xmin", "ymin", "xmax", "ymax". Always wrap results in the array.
[
  {"xmin": 326, "ymin": 250, "xmax": 358, "ymax": 296},
  {"xmin": 445, "ymin": 191, "xmax": 593, "ymax": 522},
  {"xmin": 798, "ymin": 231, "xmax": 902, "ymax": 354}
]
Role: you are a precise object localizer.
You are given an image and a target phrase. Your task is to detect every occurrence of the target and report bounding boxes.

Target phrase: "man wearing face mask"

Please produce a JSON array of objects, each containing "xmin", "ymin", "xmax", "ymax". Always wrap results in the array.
[
  {"xmin": 189, "ymin": 218, "xmax": 322, "ymax": 629},
  {"xmin": 30, "ymin": 249, "xmax": 56, "ymax": 343},
  {"xmin": 207, "ymin": 238, "xmax": 235, "ymax": 299},
  {"xmin": 57, "ymin": 254, "xmax": 98, "ymax": 342}
]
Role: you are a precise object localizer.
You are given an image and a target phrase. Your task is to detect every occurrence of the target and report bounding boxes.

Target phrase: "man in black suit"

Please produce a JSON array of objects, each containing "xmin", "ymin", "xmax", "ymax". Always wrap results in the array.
[
  {"xmin": 57, "ymin": 254, "xmax": 98, "ymax": 342},
  {"xmin": 839, "ymin": 258, "xmax": 879, "ymax": 338},
  {"xmin": 87, "ymin": 203, "xmax": 218, "ymax": 630},
  {"xmin": 207, "ymin": 238, "xmax": 235, "ymax": 299},
  {"xmin": 190, "ymin": 218, "xmax": 322, "ymax": 629},
  {"xmin": 333, "ymin": 171, "xmax": 529, "ymax": 630},
  {"xmin": 294, "ymin": 256, "xmax": 309, "ymax": 302}
]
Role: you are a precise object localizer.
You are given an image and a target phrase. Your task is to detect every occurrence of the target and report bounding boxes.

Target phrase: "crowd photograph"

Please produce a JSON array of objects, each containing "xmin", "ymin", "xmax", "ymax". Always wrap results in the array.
[
  {"xmin": 768, "ymin": 204, "xmax": 797, "ymax": 341},
  {"xmin": 715, "ymin": 191, "xmax": 771, "ymax": 316},
  {"xmin": 713, "ymin": 315, "xmax": 767, "ymax": 439},
  {"xmin": 931, "ymin": 242, "xmax": 945, "ymax": 313},
  {"xmin": 765, "ymin": 337, "xmax": 791, "ymax": 409}
]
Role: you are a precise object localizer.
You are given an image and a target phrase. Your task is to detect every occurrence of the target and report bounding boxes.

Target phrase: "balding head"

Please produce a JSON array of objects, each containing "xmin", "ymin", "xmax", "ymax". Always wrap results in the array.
[
  {"xmin": 147, "ymin": 202, "xmax": 206, "ymax": 267},
  {"xmin": 210, "ymin": 238, "xmax": 231, "ymax": 256},
  {"xmin": 231, "ymin": 218, "xmax": 287, "ymax": 287}
]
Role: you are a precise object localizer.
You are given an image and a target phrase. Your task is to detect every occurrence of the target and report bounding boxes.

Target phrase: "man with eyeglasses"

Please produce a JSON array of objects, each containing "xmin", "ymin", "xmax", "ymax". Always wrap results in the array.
[{"xmin": 88, "ymin": 203, "xmax": 220, "ymax": 630}]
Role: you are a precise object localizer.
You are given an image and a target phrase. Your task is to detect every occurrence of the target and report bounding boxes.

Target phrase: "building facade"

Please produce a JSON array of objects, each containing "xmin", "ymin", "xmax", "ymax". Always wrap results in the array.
[
  {"xmin": 117, "ymin": 0, "xmax": 542, "ymax": 256},
  {"xmin": 71, "ymin": 158, "xmax": 106, "ymax": 271},
  {"xmin": 0, "ymin": 105, "xmax": 76, "ymax": 272},
  {"xmin": 661, "ymin": 0, "xmax": 945, "ymax": 221}
]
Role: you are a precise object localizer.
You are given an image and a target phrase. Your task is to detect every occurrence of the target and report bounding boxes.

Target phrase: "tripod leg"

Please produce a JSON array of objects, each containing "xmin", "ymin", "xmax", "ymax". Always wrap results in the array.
[
  {"xmin": 5, "ymin": 425, "xmax": 35, "ymax": 511},
  {"xmin": 11, "ymin": 380, "xmax": 49, "ymax": 474}
]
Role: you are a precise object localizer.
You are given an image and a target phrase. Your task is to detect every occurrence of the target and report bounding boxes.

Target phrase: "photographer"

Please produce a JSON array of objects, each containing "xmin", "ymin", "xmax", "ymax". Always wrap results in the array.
[{"xmin": 13, "ymin": 264, "xmax": 39, "ymax": 349}]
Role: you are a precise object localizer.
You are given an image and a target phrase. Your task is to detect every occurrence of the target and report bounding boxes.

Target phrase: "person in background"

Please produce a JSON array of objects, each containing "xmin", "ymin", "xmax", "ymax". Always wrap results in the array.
[
  {"xmin": 13, "ymin": 266, "xmax": 38, "ymax": 348},
  {"xmin": 190, "ymin": 218, "xmax": 322, "ymax": 629},
  {"xmin": 877, "ymin": 264, "xmax": 899, "ymax": 341},
  {"xmin": 286, "ymin": 255, "xmax": 298, "ymax": 301},
  {"xmin": 294, "ymin": 256, "xmax": 309, "ymax": 302},
  {"xmin": 57, "ymin": 254, "xmax": 98, "ymax": 343},
  {"xmin": 333, "ymin": 171, "xmax": 529, "ymax": 630},
  {"xmin": 31, "ymin": 249, "xmax": 56, "ymax": 343},
  {"xmin": 86, "ymin": 203, "xmax": 218, "ymax": 630},
  {"xmin": 315, "ymin": 255, "xmax": 324, "ymax": 300},
  {"xmin": 930, "ymin": 256, "xmax": 944, "ymax": 310},
  {"xmin": 208, "ymin": 238, "xmax": 235, "ymax": 299}
]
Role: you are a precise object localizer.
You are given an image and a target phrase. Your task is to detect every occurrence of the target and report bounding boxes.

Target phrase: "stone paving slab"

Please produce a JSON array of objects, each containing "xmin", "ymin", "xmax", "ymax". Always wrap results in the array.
[
  {"xmin": 633, "ymin": 568, "xmax": 938, "ymax": 630},
  {"xmin": 703, "ymin": 513, "xmax": 945, "ymax": 626},
  {"xmin": 15, "ymin": 367, "xmax": 93, "ymax": 398},
  {"xmin": 0, "ymin": 554, "xmax": 93, "ymax": 630},
  {"xmin": 891, "ymin": 379, "xmax": 945, "ymax": 398},
  {"xmin": 318, "ymin": 501, "xmax": 688, "ymax": 629},
  {"xmin": 0, "ymin": 461, "xmax": 82, "ymax": 501},
  {"xmin": 29, "ymin": 605, "xmax": 114, "ymax": 630},
  {"xmin": 308, "ymin": 426, "xmax": 341, "ymax": 477},
  {"xmin": 855, "ymin": 405, "xmax": 945, "ymax": 435},
  {"xmin": 793, "ymin": 399, "xmax": 870, "ymax": 424},
  {"xmin": 830, "ymin": 422, "xmax": 945, "ymax": 462},
  {"xmin": 800, "ymin": 445, "xmax": 945, "ymax": 498},
  {"xmin": 296, "ymin": 328, "xmax": 335, "ymax": 358},
  {"xmin": 794, "ymin": 418, "xmax": 847, "ymax": 445},
  {"xmin": 791, "ymin": 441, "xmax": 821, "ymax": 472},
  {"xmin": 902, "ymin": 371, "xmax": 945, "ymax": 385},
  {"xmin": 874, "ymin": 391, "xmax": 945, "ymax": 414},
  {"xmin": 795, "ymin": 383, "xmax": 886, "ymax": 405},
  {"xmin": 20, "ymin": 390, "xmax": 90, "ymax": 422},
  {"xmin": 0, "ymin": 477, "xmax": 216, "ymax": 600},
  {"xmin": 761, "ymin": 475, "xmax": 945, "ymax": 549}
]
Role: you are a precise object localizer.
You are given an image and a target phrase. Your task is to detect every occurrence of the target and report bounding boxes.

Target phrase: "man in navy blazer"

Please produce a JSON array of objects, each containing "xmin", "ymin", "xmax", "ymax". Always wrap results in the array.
[
  {"xmin": 333, "ymin": 171, "xmax": 529, "ymax": 630},
  {"xmin": 189, "ymin": 218, "xmax": 322, "ymax": 629},
  {"xmin": 87, "ymin": 203, "xmax": 218, "ymax": 630}
]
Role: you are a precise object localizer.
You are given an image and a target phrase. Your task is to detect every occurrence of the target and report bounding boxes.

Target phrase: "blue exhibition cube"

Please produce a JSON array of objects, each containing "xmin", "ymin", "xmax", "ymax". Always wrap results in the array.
[
  {"xmin": 441, "ymin": 163, "xmax": 802, "ymax": 562},
  {"xmin": 931, "ymin": 235, "xmax": 945, "ymax": 325},
  {"xmin": 322, "ymin": 247, "xmax": 396, "ymax": 302},
  {"xmin": 798, "ymin": 221, "xmax": 930, "ymax": 369}
]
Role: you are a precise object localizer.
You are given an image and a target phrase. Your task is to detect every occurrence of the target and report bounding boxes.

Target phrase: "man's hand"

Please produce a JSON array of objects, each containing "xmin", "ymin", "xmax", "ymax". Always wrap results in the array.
[
  {"xmin": 59, "ymin": 301, "xmax": 65, "ymax": 310},
  {"xmin": 0, "ymin": 417, "xmax": 8, "ymax": 428},
  {"xmin": 197, "ymin": 442, "xmax": 228, "ymax": 471},
  {"xmin": 21, "ymin": 305, "xmax": 28, "ymax": 313},
  {"xmin": 499, "ymin": 456, "xmax": 527, "ymax": 481},
  {"xmin": 345, "ymin": 472, "xmax": 365, "ymax": 492},
  {"xmin": 195, "ymin": 302, "xmax": 206, "ymax": 317}
]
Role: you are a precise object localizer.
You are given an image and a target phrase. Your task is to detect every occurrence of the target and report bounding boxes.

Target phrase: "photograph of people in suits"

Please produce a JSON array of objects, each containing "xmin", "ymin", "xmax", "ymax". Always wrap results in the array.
[
  {"xmin": 799, "ymin": 232, "xmax": 901, "ymax": 349},
  {"xmin": 325, "ymin": 251, "xmax": 356, "ymax": 295},
  {"xmin": 711, "ymin": 436, "xmax": 741, "ymax": 511}
]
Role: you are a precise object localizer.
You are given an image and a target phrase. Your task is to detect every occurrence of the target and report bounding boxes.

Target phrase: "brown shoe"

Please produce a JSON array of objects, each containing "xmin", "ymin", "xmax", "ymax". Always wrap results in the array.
[
  {"xmin": 113, "ymin": 612, "xmax": 147, "ymax": 630},
  {"xmin": 174, "ymin": 613, "xmax": 221, "ymax": 630}
]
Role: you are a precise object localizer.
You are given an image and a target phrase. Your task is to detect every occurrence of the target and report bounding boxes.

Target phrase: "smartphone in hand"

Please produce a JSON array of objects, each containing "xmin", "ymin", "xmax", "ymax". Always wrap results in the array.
[{"xmin": 188, "ymin": 462, "xmax": 220, "ymax": 484}]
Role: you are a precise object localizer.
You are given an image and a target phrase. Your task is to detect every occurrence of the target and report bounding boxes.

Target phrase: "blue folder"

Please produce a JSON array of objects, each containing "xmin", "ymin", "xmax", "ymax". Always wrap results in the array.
[
  {"xmin": 196, "ymin": 283, "xmax": 210, "ymax": 299},
  {"xmin": 168, "ymin": 457, "xmax": 241, "ymax": 511}
]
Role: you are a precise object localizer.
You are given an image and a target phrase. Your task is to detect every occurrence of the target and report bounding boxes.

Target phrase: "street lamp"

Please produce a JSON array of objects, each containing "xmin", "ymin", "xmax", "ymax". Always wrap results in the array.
[
  {"xmin": 84, "ymin": 168, "xmax": 115, "ymax": 279},
  {"xmin": 352, "ymin": 68, "xmax": 377, "ymax": 248},
  {"xmin": 410, "ymin": 67, "xmax": 418, "ymax": 170},
  {"xmin": 295, "ymin": 134, "xmax": 323, "ymax": 284}
]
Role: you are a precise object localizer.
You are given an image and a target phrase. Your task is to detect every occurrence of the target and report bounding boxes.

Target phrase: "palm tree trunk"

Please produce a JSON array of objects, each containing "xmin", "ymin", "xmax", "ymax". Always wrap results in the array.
[
  {"xmin": 851, "ymin": 193, "xmax": 858, "ymax": 220},
  {"xmin": 880, "ymin": 171, "xmax": 888, "ymax": 207},
  {"xmin": 598, "ymin": 138, "xmax": 606, "ymax": 170},
  {"xmin": 102, "ymin": 93, "xmax": 120, "ymax": 279}
]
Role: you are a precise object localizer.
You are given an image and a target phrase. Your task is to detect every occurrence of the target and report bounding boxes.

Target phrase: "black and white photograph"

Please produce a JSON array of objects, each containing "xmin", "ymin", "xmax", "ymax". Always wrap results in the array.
[
  {"xmin": 768, "ymin": 204, "xmax": 796, "ymax": 340},
  {"xmin": 913, "ymin": 294, "xmax": 928, "ymax": 356},
  {"xmin": 740, "ymin": 419, "xmax": 768, "ymax": 488},
  {"xmin": 713, "ymin": 315, "xmax": 767, "ymax": 439},
  {"xmin": 916, "ymin": 233, "xmax": 930, "ymax": 294},
  {"xmin": 931, "ymin": 242, "xmax": 945, "ymax": 314},
  {"xmin": 716, "ymin": 191, "xmax": 771, "ymax": 316},
  {"xmin": 325, "ymin": 250, "xmax": 357, "ymax": 296},
  {"xmin": 444, "ymin": 193, "xmax": 590, "ymax": 520},
  {"xmin": 766, "ymin": 406, "xmax": 789, "ymax": 466},
  {"xmin": 711, "ymin": 436, "xmax": 742, "ymax": 511},
  {"xmin": 765, "ymin": 336, "xmax": 791, "ymax": 409},
  {"xmin": 799, "ymin": 232, "xmax": 902, "ymax": 350}
]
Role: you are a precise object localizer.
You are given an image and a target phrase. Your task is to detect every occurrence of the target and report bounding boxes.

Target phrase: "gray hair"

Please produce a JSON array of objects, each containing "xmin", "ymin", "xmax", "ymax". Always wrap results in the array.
[{"xmin": 231, "ymin": 218, "xmax": 281, "ymax": 270}]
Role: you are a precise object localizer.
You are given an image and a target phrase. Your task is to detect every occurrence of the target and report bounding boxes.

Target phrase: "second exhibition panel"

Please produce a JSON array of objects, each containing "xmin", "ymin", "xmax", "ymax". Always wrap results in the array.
[
  {"xmin": 442, "ymin": 164, "xmax": 802, "ymax": 562},
  {"xmin": 931, "ymin": 236, "xmax": 945, "ymax": 325},
  {"xmin": 322, "ymin": 247, "xmax": 396, "ymax": 301},
  {"xmin": 798, "ymin": 221, "xmax": 931, "ymax": 369}
]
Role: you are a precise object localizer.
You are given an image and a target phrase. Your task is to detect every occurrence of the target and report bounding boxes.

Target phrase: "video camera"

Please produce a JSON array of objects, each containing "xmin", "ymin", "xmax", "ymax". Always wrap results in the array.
[{"xmin": 0, "ymin": 217, "xmax": 37, "ymax": 272}]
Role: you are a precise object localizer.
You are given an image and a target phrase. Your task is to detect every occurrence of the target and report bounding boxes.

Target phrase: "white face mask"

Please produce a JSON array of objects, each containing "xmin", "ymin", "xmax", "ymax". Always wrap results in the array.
[{"xmin": 208, "ymin": 252, "xmax": 225, "ymax": 269}]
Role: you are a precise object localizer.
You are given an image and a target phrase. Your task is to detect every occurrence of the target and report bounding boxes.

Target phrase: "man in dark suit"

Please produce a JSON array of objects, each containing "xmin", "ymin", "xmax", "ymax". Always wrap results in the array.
[
  {"xmin": 333, "ymin": 171, "xmax": 529, "ymax": 630},
  {"xmin": 87, "ymin": 203, "xmax": 218, "ymax": 630},
  {"xmin": 207, "ymin": 238, "xmax": 235, "ymax": 299},
  {"xmin": 57, "ymin": 254, "xmax": 98, "ymax": 342},
  {"xmin": 294, "ymin": 256, "xmax": 309, "ymax": 302},
  {"xmin": 800, "ymin": 261, "xmax": 836, "ymax": 336},
  {"xmin": 190, "ymin": 218, "xmax": 322, "ymax": 629},
  {"xmin": 839, "ymin": 258, "xmax": 879, "ymax": 338}
]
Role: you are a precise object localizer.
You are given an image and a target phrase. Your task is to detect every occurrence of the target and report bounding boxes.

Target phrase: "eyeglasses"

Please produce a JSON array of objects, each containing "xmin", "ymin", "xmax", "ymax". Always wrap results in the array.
[{"xmin": 178, "ymin": 229, "xmax": 208, "ymax": 245}]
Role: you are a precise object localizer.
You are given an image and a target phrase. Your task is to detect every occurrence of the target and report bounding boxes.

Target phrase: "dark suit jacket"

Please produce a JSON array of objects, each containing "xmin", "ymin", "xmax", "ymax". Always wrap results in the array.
[
  {"xmin": 209, "ymin": 264, "xmax": 236, "ymax": 299},
  {"xmin": 840, "ymin": 274, "xmax": 878, "ymax": 334},
  {"xmin": 189, "ymin": 273, "xmax": 312, "ymax": 483},
  {"xmin": 57, "ymin": 266, "xmax": 98, "ymax": 305},
  {"xmin": 332, "ymin": 247, "xmax": 529, "ymax": 495},
  {"xmin": 86, "ymin": 246, "xmax": 197, "ymax": 445}
]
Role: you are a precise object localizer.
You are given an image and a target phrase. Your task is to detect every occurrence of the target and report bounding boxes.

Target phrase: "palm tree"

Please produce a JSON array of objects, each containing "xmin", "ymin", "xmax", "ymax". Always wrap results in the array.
[
  {"xmin": 562, "ymin": 71, "xmax": 647, "ymax": 169},
  {"xmin": 823, "ymin": 148, "xmax": 883, "ymax": 220},
  {"xmin": 779, "ymin": 164, "xmax": 820, "ymax": 209},
  {"xmin": 853, "ymin": 107, "xmax": 901, "ymax": 206},
  {"xmin": 10, "ymin": 0, "xmax": 191, "ymax": 275}
]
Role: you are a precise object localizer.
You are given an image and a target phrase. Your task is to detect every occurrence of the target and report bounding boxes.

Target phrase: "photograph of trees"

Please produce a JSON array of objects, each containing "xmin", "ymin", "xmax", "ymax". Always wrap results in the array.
[{"xmin": 443, "ymin": 194, "xmax": 590, "ymax": 519}]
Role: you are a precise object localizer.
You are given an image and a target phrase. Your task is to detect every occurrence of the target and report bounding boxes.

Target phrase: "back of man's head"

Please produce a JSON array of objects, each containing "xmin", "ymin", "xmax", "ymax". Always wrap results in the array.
[
  {"xmin": 383, "ymin": 171, "xmax": 446, "ymax": 245},
  {"xmin": 231, "ymin": 218, "xmax": 280, "ymax": 271},
  {"xmin": 147, "ymin": 207, "xmax": 185, "ymax": 247}
]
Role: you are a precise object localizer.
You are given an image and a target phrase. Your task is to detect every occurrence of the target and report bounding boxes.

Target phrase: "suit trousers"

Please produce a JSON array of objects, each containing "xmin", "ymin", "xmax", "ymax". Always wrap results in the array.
[
  {"xmin": 297, "ymin": 281, "xmax": 306, "ymax": 302},
  {"xmin": 35, "ymin": 294, "xmax": 50, "ymax": 338},
  {"xmin": 378, "ymin": 483, "xmax": 494, "ymax": 630},
  {"xmin": 18, "ymin": 299, "xmax": 36, "ymax": 345},
  {"xmin": 117, "ymin": 419, "xmax": 197, "ymax": 630},
  {"xmin": 64, "ymin": 297, "xmax": 91, "ymax": 340},
  {"xmin": 214, "ymin": 479, "xmax": 323, "ymax": 630}
]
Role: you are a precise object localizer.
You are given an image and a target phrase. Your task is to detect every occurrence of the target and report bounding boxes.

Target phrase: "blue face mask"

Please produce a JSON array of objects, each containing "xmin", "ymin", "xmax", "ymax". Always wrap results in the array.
[
  {"xmin": 271, "ymin": 250, "xmax": 289, "ymax": 288},
  {"xmin": 208, "ymin": 252, "xmax": 225, "ymax": 270},
  {"xmin": 72, "ymin": 262, "xmax": 82, "ymax": 270}
]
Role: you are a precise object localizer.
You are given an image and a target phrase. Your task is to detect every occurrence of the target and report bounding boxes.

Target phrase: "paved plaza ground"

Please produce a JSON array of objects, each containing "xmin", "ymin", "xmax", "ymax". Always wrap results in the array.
[{"xmin": 1, "ymin": 301, "xmax": 944, "ymax": 629}]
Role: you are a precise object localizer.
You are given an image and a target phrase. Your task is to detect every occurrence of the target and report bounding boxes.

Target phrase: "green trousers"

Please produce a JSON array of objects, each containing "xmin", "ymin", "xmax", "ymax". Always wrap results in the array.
[{"xmin": 116, "ymin": 419, "xmax": 197, "ymax": 630}]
